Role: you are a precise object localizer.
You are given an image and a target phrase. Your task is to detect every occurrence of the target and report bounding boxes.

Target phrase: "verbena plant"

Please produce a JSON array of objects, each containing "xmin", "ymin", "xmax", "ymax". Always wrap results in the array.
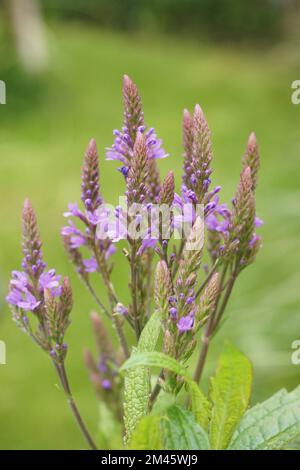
[{"xmin": 6, "ymin": 76, "xmax": 300, "ymax": 450}]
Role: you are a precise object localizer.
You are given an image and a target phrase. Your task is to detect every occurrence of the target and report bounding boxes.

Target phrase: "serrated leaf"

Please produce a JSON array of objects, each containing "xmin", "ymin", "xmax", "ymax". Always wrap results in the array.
[
  {"xmin": 138, "ymin": 311, "xmax": 162, "ymax": 353},
  {"xmin": 123, "ymin": 354, "xmax": 150, "ymax": 444},
  {"xmin": 123, "ymin": 312, "xmax": 162, "ymax": 443},
  {"xmin": 121, "ymin": 351, "xmax": 189, "ymax": 379},
  {"xmin": 129, "ymin": 415, "xmax": 163, "ymax": 450},
  {"xmin": 209, "ymin": 343, "xmax": 252, "ymax": 449},
  {"xmin": 187, "ymin": 381, "xmax": 211, "ymax": 431},
  {"xmin": 122, "ymin": 350, "xmax": 212, "ymax": 439},
  {"xmin": 162, "ymin": 405, "xmax": 210, "ymax": 450},
  {"xmin": 229, "ymin": 386, "xmax": 300, "ymax": 450}
]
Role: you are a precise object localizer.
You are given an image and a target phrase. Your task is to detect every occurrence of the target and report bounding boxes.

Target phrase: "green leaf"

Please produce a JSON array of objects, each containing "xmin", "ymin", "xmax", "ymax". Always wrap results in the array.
[
  {"xmin": 138, "ymin": 310, "xmax": 162, "ymax": 353},
  {"xmin": 97, "ymin": 402, "xmax": 123, "ymax": 449},
  {"xmin": 162, "ymin": 405, "xmax": 210, "ymax": 450},
  {"xmin": 122, "ymin": 350, "xmax": 212, "ymax": 440},
  {"xmin": 123, "ymin": 312, "xmax": 162, "ymax": 443},
  {"xmin": 229, "ymin": 386, "xmax": 300, "ymax": 450},
  {"xmin": 123, "ymin": 353, "xmax": 150, "ymax": 445},
  {"xmin": 129, "ymin": 415, "xmax": 163, "ymax": 450},
  {"xmin": 121, "ymin": 351, "xmax": 189, "ymax": 379},
  {"xmin": 187, "ymin": 381, "xmax": 211, "ymax": 431},
  {"xmin": 209, "ymin": 343, "xmax": 252, "ymax": 449},
  {"xmin": 130, "ymin": 405, "xmax": 211, "ymax": 451}
]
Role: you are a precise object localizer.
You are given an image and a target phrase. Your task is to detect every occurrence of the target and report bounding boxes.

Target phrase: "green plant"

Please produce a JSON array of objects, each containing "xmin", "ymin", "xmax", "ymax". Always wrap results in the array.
[
  {"xmin": 6, "ymin": 75, "xmax": 300, "ymax": 450},
  {"xmin": 124, "ymin": 343, "xmax": 300, "ymax": 450}
]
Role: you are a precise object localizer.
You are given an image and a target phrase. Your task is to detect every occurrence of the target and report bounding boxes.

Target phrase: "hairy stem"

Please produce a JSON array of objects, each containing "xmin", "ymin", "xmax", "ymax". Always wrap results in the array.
[{"xmin": 113, "ymin": 315, "xmax": 130, "ymax": 359}]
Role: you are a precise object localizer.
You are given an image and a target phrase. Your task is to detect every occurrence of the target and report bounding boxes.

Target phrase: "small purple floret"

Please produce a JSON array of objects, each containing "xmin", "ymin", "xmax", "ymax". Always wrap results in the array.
[{"xmin": 177, "ymin": 314, "xmax": 194, "ymax": 333}]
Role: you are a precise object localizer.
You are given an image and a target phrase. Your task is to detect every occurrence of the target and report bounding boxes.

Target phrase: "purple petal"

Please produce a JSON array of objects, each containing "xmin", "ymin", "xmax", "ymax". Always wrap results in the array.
[
  {"xmin": 83, "ymin": 257, "xmax": 98, "ymax": 273},
  {"xmin": 255, "ymin": 216, "xmax": 264, "ymax": 228},
  {"xmin": 177, "ymin": 314, "xmax": 194, "ymax": 333}
]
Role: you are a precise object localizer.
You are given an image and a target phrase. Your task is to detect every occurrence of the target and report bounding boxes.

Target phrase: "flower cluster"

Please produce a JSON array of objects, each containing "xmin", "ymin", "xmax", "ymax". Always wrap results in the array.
[
  {"xmin": 106, "ymin": 75, "xmax": 167, "ymax": 175},
  {"xmin": 182, "ymin": 105, "xmax": 213, "ymax": 204},
  {"xmin": 6, "ymin": 75, "xmax": 264, "ymax": 449},
  {"xmin": 62, "ymin": 139, "xmax": 115, "ymax": 281},
  {"xmin": 205, "ymin": 133, "xmax": 263, "ymax": 268},
  {"xmin": 155, "ymin": 219, "xmax": 219, "ymax": 369},
  {"xmin": 7, "ymin": 199, "xmax": 72, "ymax": 362}
]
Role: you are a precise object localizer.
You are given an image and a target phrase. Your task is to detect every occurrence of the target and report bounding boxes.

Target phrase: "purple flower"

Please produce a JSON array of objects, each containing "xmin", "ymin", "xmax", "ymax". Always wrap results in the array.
[
  {"xmin": 249, "ymin": 233, "xmax": 261, "ymax": 248},
  {"xmin": 106, "ymin": 126, "xmax": 168, "ymax": 166},
  {"xmin": 177, "ymin": 314, "xmax": 194, "ymax": 333},
  {"xmin": 137, "ymin": 237, "xmax": 158, "ymax": 256},
  {"xmin": 105, "ymin": 243, "xmax": 116, "ymax": 260},
  {"xmin": 255, "ymin": 216, "xmax": 264, "ymax": 228},
  {"xmin": 39, "ymin": 269, "xmax": 62, "ymax": 296},
  {"xmin": 182, "ymin": 104, "xmax": 213, "ymax": 203},
  {"xmin": 186, "ymin": 296, "xmax": 195, "ymax": 304},
  {"xmin": 205, "ymin": 196, "xmax": 231, "ymax": 235},
  {"xmin": 6, "ymin": 288, "xmax": 23, "ymax": 306},
  {"xmin": 181, "ymin": 185, "xmax": 198, "ymax": 205},
  {"xmin": 172, "ymin": 191, "xmax": 196, "ymax": 233},
  {"xmin": 83, "ymin": 257, "xmax": 98, "ymax": 273},
  {"xmin": 205, "ymin": 214, "xmax": 229, "ymax": 234},
  {"xmin": 118, "ymin": 166, "xmax": 130, "ymax": 177},
  {"xmin": 61, "ymin": 222, "xmax": 86, "ymax": 248},
  {"xmin": 7, "ymin": 288, "xmax": 40, "ymax": 311},
  {"xmin": 86, "ymin": 210, "xmax": 103, "ymax": 226},
  {"xmin": 169, "ymin": 307, "xmax": 178, "ymax": 319},
  {"xmin": 101, "ymin": 379, "xmax": 112, "ymax": 390},
  {"xmin": 10, "ymin": 271, "xmax": 28, "ymax": 291},
  {"xmin": 98, "ymin": 359, "xmax": 108, "ymax": 373},
  {"xmin": 115, "ymin": 303, "xmax": 129, "ymax": 316},
  {"xmin": 81, "ymin": 139, "xmax": 102, "ymax": 212},
  {"xmin": 63, "ymin": 202, "xmax": 84, "ymax": 220},
  {"xmin": 62, "ymin": 141, "xmax": 116, "ymax": 269},
  {"xmin": 7, "ymin": 200, "xmax": 66, "ymax": 312}
]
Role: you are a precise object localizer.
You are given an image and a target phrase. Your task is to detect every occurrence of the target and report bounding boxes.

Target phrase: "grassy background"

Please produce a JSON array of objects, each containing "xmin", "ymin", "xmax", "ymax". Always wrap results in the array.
[{"xmin": 0, "ymin": 21, "xmax": 300, "ymax": 449}]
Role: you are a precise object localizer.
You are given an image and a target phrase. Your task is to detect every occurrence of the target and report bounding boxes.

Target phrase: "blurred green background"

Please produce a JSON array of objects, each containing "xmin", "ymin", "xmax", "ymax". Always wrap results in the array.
[{"xmin": 0, "ymin": 0, "xmax": 300, "ymax": 449}]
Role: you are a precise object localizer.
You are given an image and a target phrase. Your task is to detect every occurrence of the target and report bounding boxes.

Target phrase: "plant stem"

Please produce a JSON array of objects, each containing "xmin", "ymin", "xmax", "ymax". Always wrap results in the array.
[
  {"xmin": 145, "ymin": 251, "xmax": 154, "ymax": 319},
  {"xmin": 130, "ymin": 246, "xmax": 141, "ymax": 339},
  {"xmin": 193, "ymin": 266, "xmax": 236, "ymax": 384},
  {"xmin": 84, "ymin": 278, "xmax": 111, "ymax": 319},
  {"xmin": 193, "ymin": 308, "xmax": 215, "ymax": 384},
  {"xmin": 54, "ymin": 361, "xmax": 98, "ymax": 450},
  {"xmin": 149, "ymin": 369, "xmax": 164, "ymax": 411},
  {"xmin": 113, "ymin": 315, "xmax": 130, "ymax": 359},
  {"xmin": 213, "ymin": 272, "xmax": 237, "ymax": 331}
]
